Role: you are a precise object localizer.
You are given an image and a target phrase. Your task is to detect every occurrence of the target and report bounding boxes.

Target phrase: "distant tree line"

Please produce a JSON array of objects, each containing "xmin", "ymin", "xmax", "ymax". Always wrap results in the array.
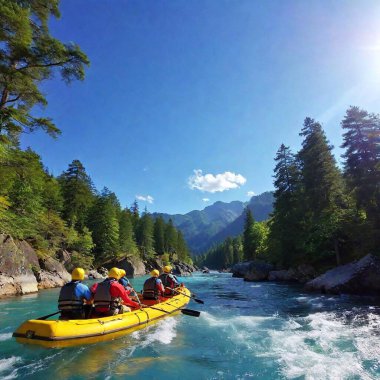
[
  {"xmin": 0, "ymin": 1, "xmax": 191, "ymax": 269},
  {"xmin": 197, "ymin": 107, "xmax": 379, "ymax": 270}
]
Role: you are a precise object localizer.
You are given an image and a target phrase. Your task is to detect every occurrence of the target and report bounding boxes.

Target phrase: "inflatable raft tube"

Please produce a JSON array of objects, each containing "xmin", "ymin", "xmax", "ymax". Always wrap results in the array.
[{"xmin": 13, "ymin": 287, "xmax": 191, "ymax": 347}]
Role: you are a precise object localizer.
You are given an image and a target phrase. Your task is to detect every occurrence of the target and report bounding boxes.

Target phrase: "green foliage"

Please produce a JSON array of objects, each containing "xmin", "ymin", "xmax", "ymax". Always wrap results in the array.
[
  {"xmin": 58, "ymin": 160, "xmax": 94, "ymax": 230},
  {"xmin": 136, "ymin": 210, "xmax": 154, "ymax": 258},
  {"xmin": 119, "ymin": 208, "xmax": 138, "ymax": 257},
  {"xmin": 0, "ymin": 0, "xmax": 89, "ymax": 144},
  {"xmin": 153, "ymin": 217, "xmax": 165, "ymax": 255},
  {"xmin": 88, "ymin": 188, "xmax": 120, "ymax": 263}
]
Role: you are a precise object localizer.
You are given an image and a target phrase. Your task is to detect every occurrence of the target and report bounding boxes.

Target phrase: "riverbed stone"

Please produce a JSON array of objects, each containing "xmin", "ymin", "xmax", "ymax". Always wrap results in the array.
[{"xmin": 305, "ymin": 254, "xmax": 380, "ymax": 295}]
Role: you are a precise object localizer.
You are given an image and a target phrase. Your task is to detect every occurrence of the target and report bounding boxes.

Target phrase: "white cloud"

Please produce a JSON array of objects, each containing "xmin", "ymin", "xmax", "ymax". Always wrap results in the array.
[
  {"xmin": 247, "ymin": 191, "xmax": 256, "ymax": 197},
  {"xmin": 202, "ymin": 198, "xmax": 210, "ymax": 202},
  {"xmin": 188, "ymin": 169, "xmax": 247, "ymax": 193},
  {"xmin": 136, "ymin": 194, "xmax": 154, "ymax": 204}
]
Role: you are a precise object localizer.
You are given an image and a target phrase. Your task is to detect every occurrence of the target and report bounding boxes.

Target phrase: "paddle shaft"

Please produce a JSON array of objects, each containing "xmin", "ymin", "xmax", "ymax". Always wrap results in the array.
[
  {"xmin": 166, "ymin": 287, "xmax": 204, "ymax": 304},
  {"xmin": 37, "ymin": 311, "xmax": 60, "ymax": 320}
]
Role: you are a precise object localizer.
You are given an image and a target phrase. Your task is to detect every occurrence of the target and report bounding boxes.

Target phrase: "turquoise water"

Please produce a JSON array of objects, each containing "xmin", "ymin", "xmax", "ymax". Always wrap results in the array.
[{"xmin": 1, "ymin": 272, "xmax": 380, "ymax": 379}]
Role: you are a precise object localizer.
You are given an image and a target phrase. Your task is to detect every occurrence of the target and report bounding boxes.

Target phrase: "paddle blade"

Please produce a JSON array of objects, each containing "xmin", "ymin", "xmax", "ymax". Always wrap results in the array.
[
  {"xmin": 193, "ymin": 298, "xmax": 204, "ymax": 304},
  {"xmin": 181, "ymin": 308, "xmax": 201, "ymax": 317}
]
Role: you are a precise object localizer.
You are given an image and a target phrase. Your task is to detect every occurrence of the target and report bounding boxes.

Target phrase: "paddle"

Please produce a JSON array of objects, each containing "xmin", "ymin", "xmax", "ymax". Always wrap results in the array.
[
  {"xmin": 167, "ymin": 287, "xmax": 204, "ymax": 304},
  {"xmin": 37, "ymin": 311, "xmax": 60, "ymax": 320},
  {"xmin": 148, "ymin": 305, "xmax": 201, "ymax": 317}
]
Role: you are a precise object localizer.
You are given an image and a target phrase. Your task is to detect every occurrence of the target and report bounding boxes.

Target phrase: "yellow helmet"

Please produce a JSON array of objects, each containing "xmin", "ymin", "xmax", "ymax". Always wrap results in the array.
[
  {"xmin": 151, "ymin": 269, "xmax": 159, "ymax": 277},
  {"xmin": 163, "ymin": 265, "xmax": 172, "ymax": 273},
  {"xmin": 72, "ymin": 267, "xmax": 85, "ymax": 281},
  {"xmin": 119, "ymin": 269, "xmax": 126, "ymax": 277},
  {"xmin": 108, "ymin": 267, "xmax": 121, "ymax": 280}
]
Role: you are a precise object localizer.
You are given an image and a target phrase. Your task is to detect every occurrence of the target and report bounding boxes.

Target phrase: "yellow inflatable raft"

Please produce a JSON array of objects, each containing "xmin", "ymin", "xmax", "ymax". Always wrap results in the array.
[{"xmin": 13, "ymin": 287, "xmax": 191, "ymax": 347}]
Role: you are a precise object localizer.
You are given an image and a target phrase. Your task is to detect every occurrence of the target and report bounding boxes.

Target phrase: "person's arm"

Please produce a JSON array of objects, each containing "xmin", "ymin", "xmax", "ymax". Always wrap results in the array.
[
  {"xmin": 114, "ymin": 283, "xmax": 140, "ymax": 308},
  {"xmin": 80, "ymin": 284, "xmax": 92, "ymax": 301},
  {"xmin": 156, "ymin": 279, "xmax": 165, "ymax": 293},
  {"xmin": 170, "ymin": 274, "xmax": 180, "ymax": 286}
]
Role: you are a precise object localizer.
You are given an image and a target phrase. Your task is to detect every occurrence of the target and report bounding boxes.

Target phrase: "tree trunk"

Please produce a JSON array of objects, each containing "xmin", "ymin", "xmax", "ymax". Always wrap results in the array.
[{"xmin": 334, "ymin": 238, "xmax": 341, "ymax": 266}]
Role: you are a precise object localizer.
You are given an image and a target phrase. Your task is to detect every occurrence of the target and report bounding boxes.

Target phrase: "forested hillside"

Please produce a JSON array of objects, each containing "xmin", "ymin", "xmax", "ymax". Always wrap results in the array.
[
  {"xmin": 197, "ymin": 108, "xmax": 380, "ymax": 270},
  {"xmin": 0, "ymin": 0, "xmax": 191, "ymax": 269},
  {"xmin": 154, "ymin": 193, "xmax": 273, "ymax": 254}
]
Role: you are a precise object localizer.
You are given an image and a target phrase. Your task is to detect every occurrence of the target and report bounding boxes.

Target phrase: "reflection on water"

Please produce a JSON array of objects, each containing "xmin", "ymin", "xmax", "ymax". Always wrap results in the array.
[{"xmin": 1, "ymin": 273, "xmax": 380, "ymax": 379}]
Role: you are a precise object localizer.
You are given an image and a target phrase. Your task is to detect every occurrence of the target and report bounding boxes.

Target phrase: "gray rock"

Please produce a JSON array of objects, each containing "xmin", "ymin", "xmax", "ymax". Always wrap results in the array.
[
  {"xmin": 109, "ymin": 256, "xmax": 146, "ymax": 277},
  {"xmin": 268, "ymin": 265, "xmax": 316, "ymax": 283},
  {"xmin": 0, "ymin": 234, "xmax": 39, "ymax": 296},
  {"xmin": 36, "ymin": 256, "xmax": 71, "ymax": 289},
  {"xmin": 172, "ymin": 261, "xmax": 195, "ymax": 277},
  {"xmin": 87, "ymin": 269, "xmax": 105, "ymax": 279},
  {"xmin": 232, "ymin": 261, "xmax": 274, "ymax": 281},
  {"xmin": 244, "ymin": 261, "xmax": 274, "ymax": 281},
  {"xmin": 305, "ymin": 254, "xmax": 380, "ymax": 295}
]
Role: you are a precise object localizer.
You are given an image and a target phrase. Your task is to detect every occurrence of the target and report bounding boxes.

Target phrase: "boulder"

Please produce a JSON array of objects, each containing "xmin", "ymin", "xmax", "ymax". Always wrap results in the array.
[
  {"xmin": 244, "ymin": 261, "xmax": 274, "ymax": 281},
  {"xmin": 202, "ymin": 266, "xmax": 210, "ymax": 274},
  {"xmin": 144, "ymin": 257, "xmax": 163, "ymax": 273},
  {"xmin": 0, "ymin": 234, "xmax": 39, "ymax": 296},
  {"xmin": 172, "ymin": 261, "xmax": 195, "ymax": 277},
  {"xmin": 268, "ymin": 265, "xmax": 316, "ymax": 283},
  {"xmin": 109, "ymin": 256, "xmax": 146, "ymax": 277},
  {"xmin": 36, "ymin": 256, "xmax": 71, "ymax": 289},
  {"xmin": 231, "ymin": 262, "xmax": 252, "ymax": 278},
  {"xmin": 87, "ymin": 269, "xmax": 106, "ymax": 279},
  {"xmin": 97, "ymin": 267, "xmax": 108, "ymax": 277},
  {"xmin": 305, "ymin": 254, "xmax": 380, "ymax": 295},
  {"xmin": 232, "ymin": 261, "xmax": 274, "ymax": 281}
]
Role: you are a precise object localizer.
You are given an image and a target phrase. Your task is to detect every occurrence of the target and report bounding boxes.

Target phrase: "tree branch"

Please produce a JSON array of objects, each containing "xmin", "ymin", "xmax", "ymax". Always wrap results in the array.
[{"xmin": 16, "ymin": 58, "xmax": 75, "ymax": 71}]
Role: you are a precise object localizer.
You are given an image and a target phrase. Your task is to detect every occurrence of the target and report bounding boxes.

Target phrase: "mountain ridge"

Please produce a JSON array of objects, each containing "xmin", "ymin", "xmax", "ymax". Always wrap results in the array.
[{"xmin": 153, "ymin": 191, "xmax": 274, "ymax": 254}]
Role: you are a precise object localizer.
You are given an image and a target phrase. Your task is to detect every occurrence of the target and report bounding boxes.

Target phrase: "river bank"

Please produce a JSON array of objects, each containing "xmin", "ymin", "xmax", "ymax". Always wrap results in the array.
[
  {"xmin": 0, "ymin": 233, "xmax": 196, "ymax": 298},
  {"xmin": 1, "ymin": 272, "xmax": 380, "ymax": 379}
]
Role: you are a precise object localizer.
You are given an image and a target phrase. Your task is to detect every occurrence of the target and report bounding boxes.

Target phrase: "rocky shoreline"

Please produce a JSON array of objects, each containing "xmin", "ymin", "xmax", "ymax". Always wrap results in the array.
[
  {"xmin": 231, "ymin": 254, "xmax": 380, "ymax": 296},
  {"xmin": 0, "ymin": 234, "xmax": 197, "ymax": 298}
]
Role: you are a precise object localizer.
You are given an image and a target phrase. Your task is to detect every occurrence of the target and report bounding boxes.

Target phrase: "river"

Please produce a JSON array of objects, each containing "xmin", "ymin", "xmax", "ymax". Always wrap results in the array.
[{"xmin": 0, "ymin": 272, "xmax": 379, "ymax": 379}]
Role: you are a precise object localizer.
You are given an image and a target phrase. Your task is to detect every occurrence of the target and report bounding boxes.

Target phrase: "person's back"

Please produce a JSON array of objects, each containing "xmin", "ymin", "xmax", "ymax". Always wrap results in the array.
[
  {"xmin": 159, "ymin": 265, "xmax": 180, "ymax": 295},
  {"xmin": 92, "ymin": 267, "xmax": 140, "ymax": 316},
  {"xmin": 143, "ymin": 269, "xmax": 165, "ymax": 300},
  {"xmin": 58, "ymin": 268, "xmax": 91, "ymax": 319}
]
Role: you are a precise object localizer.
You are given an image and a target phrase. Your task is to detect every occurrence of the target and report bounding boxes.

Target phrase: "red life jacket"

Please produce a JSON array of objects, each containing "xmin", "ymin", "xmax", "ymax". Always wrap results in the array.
[{"xmin": 143, "ymin": 277, "xmax": 160, "ymax": 300}]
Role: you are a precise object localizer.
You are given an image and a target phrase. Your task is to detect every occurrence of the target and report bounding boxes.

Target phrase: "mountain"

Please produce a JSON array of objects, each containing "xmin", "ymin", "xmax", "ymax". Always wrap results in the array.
[{"xmin": 153, "ymin": 191, "xmax": 274, "ymax": 254}]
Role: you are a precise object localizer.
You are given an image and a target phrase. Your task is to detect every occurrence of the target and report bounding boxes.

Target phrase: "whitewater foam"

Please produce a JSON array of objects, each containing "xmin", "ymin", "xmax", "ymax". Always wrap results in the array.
[
  {"xmin": 0, "ymin": 333, "xmax": 12, "ymax": 341},
  {"xmin": 0, "ymin": 356, "xmax": 22, "ymax": 379},
  {"xmin": 268, "ymin": 311, "xmax": 380, "ymax": 379},
  {"xmin": 132, "ymin": 317, "xmax": 178, "ymax": 348}
]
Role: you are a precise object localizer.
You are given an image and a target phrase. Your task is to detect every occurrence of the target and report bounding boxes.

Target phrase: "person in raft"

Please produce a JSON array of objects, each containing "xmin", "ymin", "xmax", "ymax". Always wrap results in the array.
[
  {"xmin": 118, "ymin": 269, "xmax": 133, "ymax": 295},
  {"xmin": 159, "ymin": 265, "xmax": 180, "ymax": 295},
  {"xmin": 58, "ymin": 267, "xmax": 92, "ymax": 319},
  {"xmin": 142, "ymin": 269, "xmax": 165, "ymax": 300},
  {"xmin": 91, "ymin": 267, "xmax": 140, "ymax": 316}
]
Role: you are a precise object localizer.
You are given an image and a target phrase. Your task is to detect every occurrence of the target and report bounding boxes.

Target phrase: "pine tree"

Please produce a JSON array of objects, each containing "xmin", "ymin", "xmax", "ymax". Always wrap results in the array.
[
  {"xmin": 176, "ymin": 230, "xmax": 189, "ymax": 261},
  {"xmin": 153, "ymin": 217, "xmax": 165, "ymax": 255},
  {"xmin": 341, "ymin": 106, "xmax": 380, "ymax": 254},
  {"xmin": 0, "ymin": 0, "xmax": 89, "ymax": 144},
  {"xmin": 268, "ymin": 144, "xmax": 303, "ymax": 266},
  {"xmin": 298, "ymin": 117, "xmax": 347, "ymax": 264},
  {"xmin": 58, "ymin": 160, "xmax": 94, "ymax": 231},
  {"xmin": 136, "ymin": 210, "xmax": 154, "ymax": 258},
  {"xmin": 164, "ymin": 218, "xmax": 178, "ymax": 256},
  {"xmin": 243, "ymin": 208, "xmax": 255, "ymax": 260},
  {"xmin": 88, "ymin": 188, "xmax": 120, "ymax": 262},
  {"xmin": 119, "ymin": 208, "xmax": 138, "ymax": 257}
]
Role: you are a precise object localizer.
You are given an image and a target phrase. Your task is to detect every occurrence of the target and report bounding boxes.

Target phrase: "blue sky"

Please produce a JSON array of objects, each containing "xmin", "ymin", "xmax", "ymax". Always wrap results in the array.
[{"xmin": 21, "ymin": 0, "xmax": 380, "ymax": 214}]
